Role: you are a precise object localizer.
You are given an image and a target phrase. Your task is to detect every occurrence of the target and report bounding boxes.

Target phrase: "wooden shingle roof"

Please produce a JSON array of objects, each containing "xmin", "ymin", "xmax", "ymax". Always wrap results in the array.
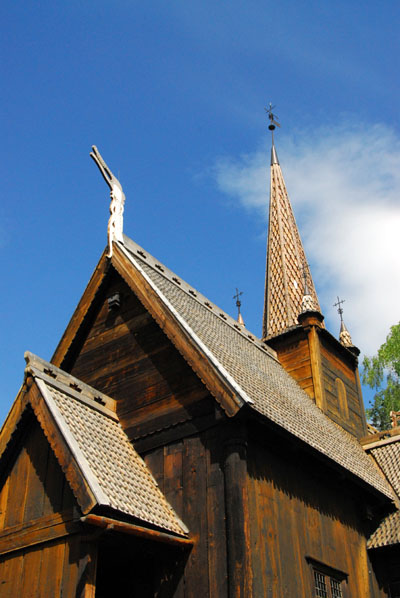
[
  {"xmin": 1, "ymin": 353, "xmax": 188, "ymax": 537},
  {"xmin": 263, "ymin": 145, "xmax": 321, "ymax": 338},
  {"xmin": 364, "ymin": 433, "xmax": 400, "ymax": 548},
  {"xmin": 105, "ymin": 235, "xmax": 394, "ymax": 502}
]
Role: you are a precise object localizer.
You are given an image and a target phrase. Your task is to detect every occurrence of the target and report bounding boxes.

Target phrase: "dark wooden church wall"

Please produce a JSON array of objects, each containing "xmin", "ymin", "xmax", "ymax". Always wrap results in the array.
[
  {"xmin": 0, "ymin": 419, "xmax": 91, "ymax": 597},
  {"xmin": 369, "ymin": 545, "xmax": 400, "ymax": 597},
  {"xmin": 320, "ymin": 337, "xmax": 367, "ymax": 438},
  {"xmin": 0, "ymin": 419, "xmax": 77, "ymax": 534},
  {"xmin": 68, "ymin": 272, "xmax": 214, "ymax": 441},
  {"xmin": 143, "ymin": 428, "xmax": 228, "ymax": 598},
  {"xmin": 269, "ymin": 331, "xmax": 315, "ymax": 400},
  {"xmin": 247, "ymin": 437, "xmax": 386, "ymax": 598},
  {"xmin": 270, "ymin": 329, "xmax": 367, "ymax": 439}
]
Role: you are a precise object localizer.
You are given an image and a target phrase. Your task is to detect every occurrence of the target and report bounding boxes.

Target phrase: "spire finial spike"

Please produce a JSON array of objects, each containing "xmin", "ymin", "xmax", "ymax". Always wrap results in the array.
[
  {"xmin": 262, "ymin": 111, "xmax": 323, "ymax": 339},
  {"xmin": 333, "ymin": 296, "xmax": 345, "ymax": 323},
  {"xmin": 90, "ymin": 146, "xmax": 126, "ymax": 258},
  {"xmin": 233, "ymin": 288, "xmax": 245, "ymax": 326},
  {"xmin": 265, "ymin": 103, "xmax": 280, "ymax": 165}
]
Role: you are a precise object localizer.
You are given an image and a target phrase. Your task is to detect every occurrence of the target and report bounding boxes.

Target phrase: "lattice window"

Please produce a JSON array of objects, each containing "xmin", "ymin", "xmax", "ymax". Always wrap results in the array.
[
  {"xmin": 314, "ymin": 570, "xmax": 328, "ymax": 598},
  {"xmin": 308, "ymin": 558, "xmax": 346, "ymax": 598},
  {"xmin": 330, "ymin": 577, "xmax": 343, "ymax": 598}
]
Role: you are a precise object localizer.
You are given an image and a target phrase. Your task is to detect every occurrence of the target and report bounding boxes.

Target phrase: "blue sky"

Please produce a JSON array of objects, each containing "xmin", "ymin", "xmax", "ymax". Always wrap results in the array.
[{"xmin": 1, "ymin": 1, "xmax": 399, "ymax": 422}]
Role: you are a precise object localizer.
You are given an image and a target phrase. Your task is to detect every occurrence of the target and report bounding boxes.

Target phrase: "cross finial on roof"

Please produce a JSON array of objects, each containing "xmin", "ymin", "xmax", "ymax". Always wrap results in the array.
[
  {"xmin": 333, "ymin": 296, "xmax": 355, "ymax": 348},
  {"xmin": 233, "ymin": 288, "xmax": 245, "ymax": 326},
  {"xmin": 333, "ymin": 296, "xmax": 345, "ymax": 323}
]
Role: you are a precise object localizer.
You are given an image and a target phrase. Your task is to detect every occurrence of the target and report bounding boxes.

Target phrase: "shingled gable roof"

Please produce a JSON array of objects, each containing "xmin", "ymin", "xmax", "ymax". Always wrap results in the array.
[
  {"xmin": 111, "ymin": 235, "xmax": 396, "ymax": 501},
  {"xmin": 0, "ymin": 352, "xmax": 188, "ymax": 538},
  {"xmin": 363, "ymin": 431, "xmax": 400, "ymax": 548},
  {"xmin": 51, "ymin": 234, "xmax": 395, "ymax": 502}
]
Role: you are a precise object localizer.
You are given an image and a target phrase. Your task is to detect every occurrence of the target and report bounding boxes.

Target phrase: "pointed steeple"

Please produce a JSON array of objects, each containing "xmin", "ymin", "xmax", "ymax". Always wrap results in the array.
[
  {"xmin": 262, "ymin": 108, "xmax": 321, "ymax": 339},
  {"xmin": 333, "ymin": 296, "xmax": 356, "ymax": 349},
  {"xmin": 339, "ymin": 320, "xmax": 354, "ymax": 348}
]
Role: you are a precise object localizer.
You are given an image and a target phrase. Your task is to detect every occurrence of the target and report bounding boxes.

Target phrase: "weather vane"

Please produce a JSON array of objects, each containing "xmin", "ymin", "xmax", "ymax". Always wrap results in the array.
[
  {"xmin": 333, "ymin": 296, "xmax": 345, "ymax": 322},
  {"xmin": 265, "ymin": 102, "xmax": 281, "ymax": 131},
  {"xmin": 233, "ymin": 288, "xmax": 245, "ymax": 326}
]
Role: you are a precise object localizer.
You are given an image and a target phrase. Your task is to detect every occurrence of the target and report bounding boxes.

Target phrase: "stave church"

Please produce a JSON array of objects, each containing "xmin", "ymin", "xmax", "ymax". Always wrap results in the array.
[{"xmin": 0, "ymin": 121, "xmax": 399, "ymax": 597}]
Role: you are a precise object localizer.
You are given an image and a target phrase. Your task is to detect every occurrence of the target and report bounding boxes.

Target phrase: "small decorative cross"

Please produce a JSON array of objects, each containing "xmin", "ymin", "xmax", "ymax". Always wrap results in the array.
[
  {"xmin": 233, "ymin": 288, "xmax": 243, "ymax": 319},
  {"xmin": 333, "ymin": 296, "xmax": 345, "ymax": 322}
]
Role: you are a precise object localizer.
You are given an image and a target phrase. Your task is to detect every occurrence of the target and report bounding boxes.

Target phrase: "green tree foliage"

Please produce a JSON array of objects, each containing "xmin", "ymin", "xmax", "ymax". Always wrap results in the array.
[{"xmin": 362, "ymin": 322, "xmax": 400, "ymax": 430}]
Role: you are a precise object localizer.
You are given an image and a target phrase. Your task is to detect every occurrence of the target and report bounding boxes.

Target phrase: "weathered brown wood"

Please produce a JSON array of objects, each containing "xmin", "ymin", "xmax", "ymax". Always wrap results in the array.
[
  {"xmin": 41, "ymin": 538, "xmax": 66, "ymax": 596},
  {"xmin": 0, "ymin": 388, "xmax": 30, "ymax": 459},
  {"xmin": 28, "ymin": 382, "xmax": 97, "ymax": 514},
  {"xmin": 0, "ymin": 509, "xmax": 76, "ymax": 541},
  {"xmin": 0, "ymin": 551, "xmax": 23, "ymax": 597},
  {"xmin": 246, "ymin": 429, "xmax": 383, "ymax": 598},
  {"xmin": 144, "ymin": 447, "xmax": 165, "ymax": 490},
  {"xmin": 206, "ymin": 434, "xmax": 228, "ymax": 598},
  {"xmin": 66, "ymin": 274, "xmax": 218, "ymax": 440},
  {"xmin": 23, "ymin": 422, "xmax": 49, "ymax": 522},
  {"xmin": 182, "ymin": 435, "xmax": 209, "ymax": 596},
  {"xmin": 76, "ymin": 540, "xmax": 98, "ymax": 598},
  {"xmin": 52, "ymin": 251, "xmax": 110, "ymax": 368},
  {"xmin": 162, "ymin": 442, "xmax": 185, "ymax": 598},
  {"xmin": 135, "ymin": 408, "xmax": 223, "ymax": 452},
  {"xmin": 307, "ymin": 325, "xmax": 327, "ymax": 411},
  {"xmin": 0, "ymin": 476, "xmax": 10, "ymax": 531},
  {"xmin": 320, "ymin": 348, "xmax": 365, "ymax": 438},
  {"xmin": 0, "ymin": 515, "xmax": 80, "ymax": 557},
  {"xmin": 42, "ymin": 441, "xmax": 67, "ymax": 516},
  {"xmin": 81, "ymin": 514, "xmax": 191, "ymax": 547},
  {"xmin": 111, "ymin": 244, "xmax": 242, "ymax": 417},
  {"xmin": 20, "ymin": 542, "xmax": 42, "ymax": 596},
  {"xmin": 61, "ymin": 535, "xmax": 81, "ymax": 597},
  {"xmin": 224, "ymin": 432, "xmax": 252, "ymax": 598},
  {"xmin": 4, "ymin": 442, "xmax": 29, "ymax": 528}
]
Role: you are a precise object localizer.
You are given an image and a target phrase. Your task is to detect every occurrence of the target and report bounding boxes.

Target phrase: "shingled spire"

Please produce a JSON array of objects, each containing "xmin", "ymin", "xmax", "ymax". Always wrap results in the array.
[{"xmin": 262, "ymin": 109, "xmax": 321, "ymax": 339}]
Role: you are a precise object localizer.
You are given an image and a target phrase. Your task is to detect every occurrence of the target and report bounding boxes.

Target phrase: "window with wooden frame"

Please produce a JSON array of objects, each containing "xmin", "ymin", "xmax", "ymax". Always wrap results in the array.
[{"xmin": 306, "ymin": 557, "xmax": 348, "ymax": 598}]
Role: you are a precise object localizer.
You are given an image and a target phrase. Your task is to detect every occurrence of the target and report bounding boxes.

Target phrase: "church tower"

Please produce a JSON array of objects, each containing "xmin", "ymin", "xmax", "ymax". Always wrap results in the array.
[{"xmin": 262, "ymin": 108, "xmax": 367, "ymax": 439}]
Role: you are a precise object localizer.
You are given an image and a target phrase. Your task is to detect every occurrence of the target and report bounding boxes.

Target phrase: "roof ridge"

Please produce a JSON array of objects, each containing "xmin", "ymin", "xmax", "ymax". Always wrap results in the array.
[
  {"xmin": 25, "ymin": 352, "xmax": 117, "ymax": 418},
  {"xmin": 121, "ymin": 235, "xmax": 278, "ymax": 361}
]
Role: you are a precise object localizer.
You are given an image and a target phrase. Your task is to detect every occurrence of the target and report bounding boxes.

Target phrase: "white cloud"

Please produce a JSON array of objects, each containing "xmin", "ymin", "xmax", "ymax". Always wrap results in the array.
[{"xmin": 214, "ymin": 122, "xmax": 400, "ymax": 356}]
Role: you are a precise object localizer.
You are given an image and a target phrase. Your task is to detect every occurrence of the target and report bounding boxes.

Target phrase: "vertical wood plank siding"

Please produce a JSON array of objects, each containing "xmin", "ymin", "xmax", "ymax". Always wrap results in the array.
[
  {"xmin": 69, "ymin": 273, "xmax": 214, "ymax": 441},
  {"xmin": 0, "ymin": 420, "xmax": 95, "ymax": 597},
  {"xmin": 247, "ymin": 437, "xmax": 386, "ymax": 598},
  {"xmin": 144, "ymin": 431, "xmax": 228, "ymax": 598},
  {"xmin": 269, "ymin": 327, "xmax": 367, "ymax": 439}
]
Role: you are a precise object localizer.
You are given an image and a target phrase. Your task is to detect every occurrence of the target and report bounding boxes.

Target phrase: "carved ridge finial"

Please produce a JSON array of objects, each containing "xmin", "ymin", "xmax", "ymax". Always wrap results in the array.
[{"xmin": 90, "ymin": 146, "xmax": 126, "ymax": 257}]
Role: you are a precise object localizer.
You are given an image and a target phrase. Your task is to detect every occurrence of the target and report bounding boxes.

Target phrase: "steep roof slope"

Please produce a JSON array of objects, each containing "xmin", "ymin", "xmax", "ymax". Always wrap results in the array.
[
  {"xmin": 0, "ymin": 353, "xmax": 188, "ymax": 537},
  {"xmin": 263, "ymin": 144, "xmax": 321, "ymax": 338},
  {"xmin": 110, "ymin": 235, "xmax": 394, "ymax": 501}
]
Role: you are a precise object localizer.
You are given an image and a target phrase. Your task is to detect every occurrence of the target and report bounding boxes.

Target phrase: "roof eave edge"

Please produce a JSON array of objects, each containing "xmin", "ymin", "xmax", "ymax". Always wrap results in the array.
[{"xmin": 34, "ymin": 377, "xmax": 111, "ymax": 509}]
